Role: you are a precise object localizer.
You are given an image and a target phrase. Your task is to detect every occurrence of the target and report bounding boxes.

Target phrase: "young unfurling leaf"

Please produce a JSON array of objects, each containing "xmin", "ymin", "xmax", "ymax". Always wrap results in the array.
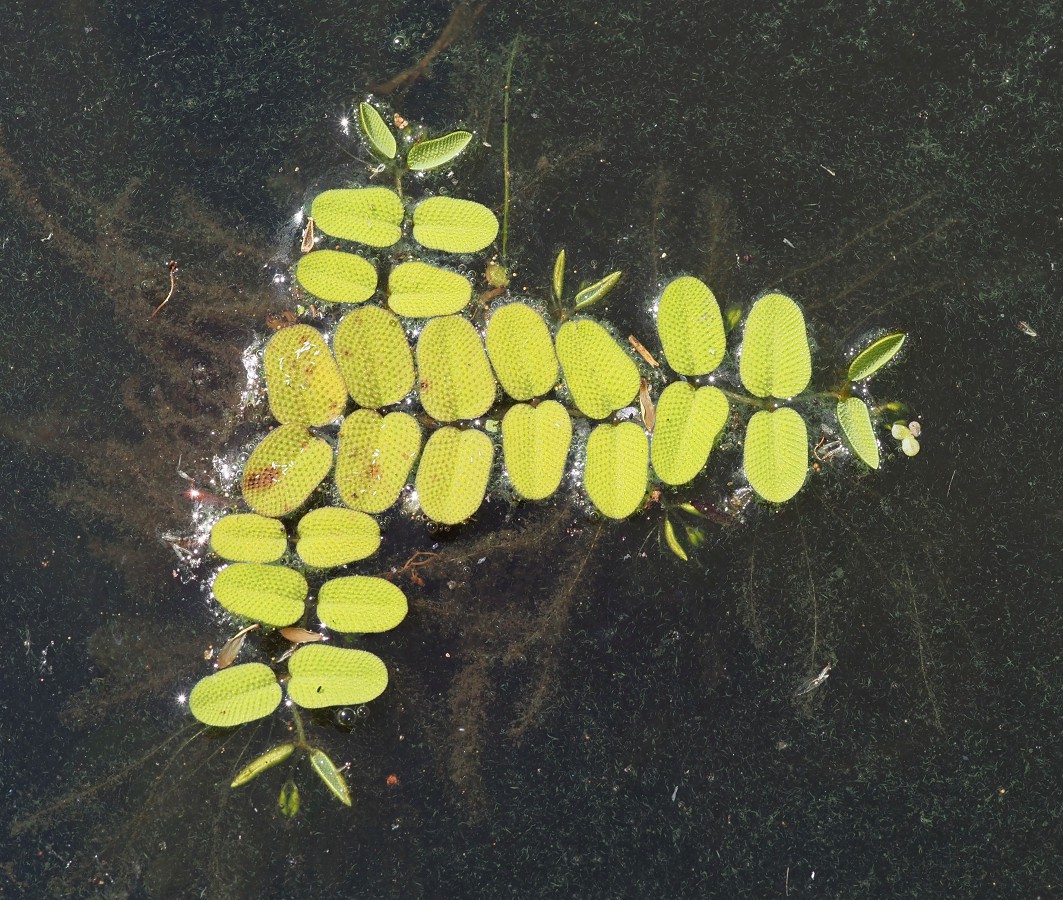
[
  {"xmin": 574, "ymin": 271, "xmax": 622, "ymax": 311},
  {"xmin": 310, "ymin": 749, "xmax": 352, "ymax": 806},
  {"xmin": 231, "ymin": 743, "xmax": 295, "ymax": 788}
]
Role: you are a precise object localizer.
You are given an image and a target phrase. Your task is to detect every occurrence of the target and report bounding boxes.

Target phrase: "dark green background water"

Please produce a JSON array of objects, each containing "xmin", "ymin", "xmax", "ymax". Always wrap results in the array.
[{"xmin": 2, "ymin": 1, "xmax": 1061, "ymax": 897}]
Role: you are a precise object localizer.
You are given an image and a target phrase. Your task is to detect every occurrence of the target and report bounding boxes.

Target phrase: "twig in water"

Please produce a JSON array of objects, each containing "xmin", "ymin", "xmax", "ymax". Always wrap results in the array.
[{"xmin": 150, "ymin": 258, "xmax": 178, "ymax": 318}]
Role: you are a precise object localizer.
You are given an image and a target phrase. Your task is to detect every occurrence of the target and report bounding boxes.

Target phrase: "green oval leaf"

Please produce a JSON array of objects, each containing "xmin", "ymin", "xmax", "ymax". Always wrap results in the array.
[
  {"xmin": 501, "ymin": 401, "xmax": 572, "ymax": 501},
  {"xmin": 663, "ymin": 518, "xmax": 688, "ymax": 561},
  {"xmin": 287, "ymin": 645, "xmax": 389, "ymax": 709},
  {"xmin": 485, "ymin": 303, "xmax": 559, "ymax": 400},
  {"xmin": 189, "ymin": 663, "xmax": 282, "ymax": 727},
  {"xmin": 231, "ymin": 743, "xmax": 296, "ymax": 788},
  {"xmin": 296, "ymin": 250, "xmax": 378, "ymax": 305},
  {"xmin": 656, "ymin": 276, "xmax": 726, "ymax": 376},
  {"xmin": 739, "ymin": 293, "xmax": 812, "ymax": 399},
  {"xmin": 651, "ymin": 383, "xmax": 729, "ymax": 485},
  {"xmin": 213, "ymin": 563, "xmax": 308, "ymax": 626},
  {"xmin": 556, "ymin": 318, "xmax": 640, "ymax": 419},
  {"xmin": 242, "ymin": 425, "xmax": 333, "ymax": 517},
  {"xmin": 309, "ymin": 749, "xmax": 352, "ymax": 806},
  {"xmin": 416, "ymin": 315, "xmax": 497, "ymax": 421},
  {"xmin": 406, "ymin": 130, "xmax": 473, "ymax": 171},
  {"xmin": 552, "ymin": 249, "xmax": 566, "ymax": 301},
  {"xmin": 848, "ymin": 332, "xmax": 906, "ymax": 382},
  {"xmin": 210, "ymin": 514, "xmax": 287, "ymax": 563},
  {"xmin": 311, "ymin": 188, "xmax": 403, "ymax": 247},
  {"xmin": 584, "ymin": 422, "xmax": 648, "ymax": 519},
  {"xmin": 295, "ymin": 507, "xmax": 381, "ymax": 568},
  {"xmin": 264, "ymin": 325, "xmax": 347, "ymax": 426},
  {"xmin": 836, "ymin": 397, "xmax": 880, "ymax": 469},
  {"xmin": 744, "ymin": 407, "xmax": 808, "ymax": 503},
  {"xmin": 574, "ymin": 271, "xmax": 622, "ymax": 311},
  {"xmin": 317, "ymin": 575, "xmax": 408, "ymax": 633},
  {"xmin": 412, "ymin": 197, "xmax": 499, "ymax": 254},
  {"xmin": 333, "ymin": 306, "xmax": 415, "ymax": 407},
  {"xmin": 388, "ymin": 260, "xmax": 472, "ymax": 318},
  {"xmin": 415, "ymin": 426, "xmax": 494, "ymax": 524},
  {"xmin": 358, "ymin": 102, "xmax": 396, "ymax": 160},
  {"xmin": 335, "ymin": 409, "xmax": 422, "ymax": 514},
  {"xmin": 278, "ymin": 779, "xmax": 300, "ymax": 818}
]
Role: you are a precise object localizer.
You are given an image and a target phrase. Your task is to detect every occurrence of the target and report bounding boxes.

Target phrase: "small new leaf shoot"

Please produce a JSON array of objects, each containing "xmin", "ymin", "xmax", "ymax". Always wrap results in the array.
[
  {"xmin": 310, "ymin": 749, "xmax": 352, "ymax": 806},
  {"xmin": 358, "ymin": 102, "xmax": 397, "ymax": 160},
  {"xmin": 664, "ymin": 518, "xmax": 688, "ymax": 561},
  {"xmin": 552, "ymin": 249, "xmax": 566, "ymax": 302},
  {"xmin": 231, "ymin": 743, "xmax": 296, "ymax": 788},
  {"xmin": 574, "ymin": 271, "xmax": 622, "ymax": 311},
  {"xmin": 278, "ymin": 779, "xmax": 300, "ymax": 818}
]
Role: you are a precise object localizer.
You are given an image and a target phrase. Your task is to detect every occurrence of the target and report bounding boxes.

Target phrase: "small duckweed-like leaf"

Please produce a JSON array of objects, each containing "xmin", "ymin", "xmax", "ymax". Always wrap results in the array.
[
  {"xmin": 901, "ymin": 434, "xmax": 921, "ymax": 456},
  {"xmin": 415, "ymin": 426, "xmax": 494, "ymax": 524},
  {"xmin": 552, "ymin": 249, "xmax": 565, "ymax": 301},
  {"xmin": 212, "ymin": 563, "xmax": 308, "ymax": 626},
  {"xmin": 317, "ymin": 575, "xmax": 408, "ymax": 633},
  {"xmin": 242, "ymin": 425, "xmax": 333, "ymax": 517},
  {"xmin": 310, "ymin": 750, "xmax": 352, "ymax": 806},
  {"xmin": 406, "ymin": 130, "xmax": 473, "ymax": 171},
  {"xmin": 656, "ymin": 276, "xmax": 726, "ymax": 376},
  {"xmin": 335, "ymin": 409, "xmax": 422, "ymax": 514},
  {"xmin": 412, "ymin": 197, "xmax": 499, "ymax": 253},
  {"xmin": 416, "ymin": 316, "xmax": 496, "ymax": 421},
  {"xmin": 388, "ymin": 260, "xmax": 472, "ymax": 317},
  {"xmin": 584, "ymin": 422, "xmax": 648, "ymax": 519},
  {"xmin": 264, "ymin": 325, "xmax": 347, "ymax": 426},
  {"xmin": 501, "ymin": 401, "xmax": 572, "ymax": 501},
  {"xmin": 210, "ymin": 514, "xmax": 287, "ymax": 563},
  {"xmin": 651, "ymin": 382, "xmax": 729, "ymax": 485},
  {"xmin": 574, "ymin": 271, "xmax": 622, "ymax": 311},
  {"xmin": 739, "ymin": 293, "xmax": 812, "ymax": 399},
  {"xmin": 358, "ymin": 102, "xmax": 396, "ymax": 160},
  {"xmin": 311, "ymin": 188, "xmax": 403, "ymax": 247},
  {"xmin": 836, "ymin": 397, "xmax": 880, "ymax": 469},
  {"xmin": 231, "ymin": 743, "xmax": 296, "ymax": 788},
  {"xmin": 848, "ymin": 332, "xmax": 906, "ymax": 382},
  {"xmin": 744, "ymin": 407, "xmax": 808, "ymax": 503},
  {"xmin": 296, "ymin": 250, "xmax": 378, "ymax": 305},
  {"xmin": 333, "ymin": 306, "xmax": 415, "ymax": 407},
  {"xmin": 295, "ymin": 507, "xmax": 381, "ymax": 568},
  {"xmin": 664, "ymin": 519, "xmax": 688, "ymax": 561},
  {"xmin": 287, "ymin": 645, "xmax": 389, "ymax": 709},
  {"xmin": 556, "ymin": 319, "xmax": 640, "ymax": 419},
  {"xmin": 189, "ymin": 662, "xmax": 282, "ymax": 727},
  {"xmin": 485, "ymin": 303, "xmax": 559, "ymax": 400},
  {"xmin": 279, "ymin": 779, "xmax": 300, "ymax": 818}
]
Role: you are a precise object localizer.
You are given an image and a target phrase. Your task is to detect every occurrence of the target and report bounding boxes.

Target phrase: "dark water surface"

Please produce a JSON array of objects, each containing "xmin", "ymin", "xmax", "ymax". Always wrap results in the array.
[{"xmin": 2, "ymin": 1, "xmax": 1062, "ymax": 897}]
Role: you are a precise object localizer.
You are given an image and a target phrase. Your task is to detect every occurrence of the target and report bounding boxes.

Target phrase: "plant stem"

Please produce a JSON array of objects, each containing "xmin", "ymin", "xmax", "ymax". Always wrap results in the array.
[
  {"xmin": 501, "ymin": 36, "xmax": 520, "ymax": 264},
  {"xmin": 292, "ymin": 706, "xmax": 308, "ymax": 749}
]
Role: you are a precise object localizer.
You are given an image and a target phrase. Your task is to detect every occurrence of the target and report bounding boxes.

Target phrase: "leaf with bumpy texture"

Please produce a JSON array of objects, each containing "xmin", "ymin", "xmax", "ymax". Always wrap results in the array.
[
  {"xmin": 848, "ymin": 332, "xmax": 906, "ymax": 382},
  {"xmin": 335, "ymin": 410, "xmax": 421, "ymax": 514},
  {"xmin": 836, "ymin": 397, "xmax": 880, "ymax": 469},
  {"xmin": 739, "ymin": 293, "xmax": 811, "ymax": 399},
  {"xmin": 651, "ymin": 382, "xmax": 729, "ymax": 485},
  {"xmin": 287, "ymin": 645, "xmax": 389, "ymax": 709},
  {"xmin": 317, "ymin": 576, "xmax": 408, "ymax": 633},
  {"xmin": 311, "ymin": 188, "xmax": 403, "ymax": 247},
  {"xmin": 486, "ymin": 303, "xmax": 559, "ymax": 401},
  {"xmin": 264, "ymin": 325, "xmax": 347, "ymax": 426},
  {"xmin": 388, "ymin": 261, "xmax": 472, "ymax": 318},
  {"xmin": 415, "ymin": 427, "xmax": 494, "ymax": 524},
  {"xmin": 416, "ymin": 316, "xmax": 496, "ymax": 421},
  {"xmin": 656, "ymin": 276, "xmax": 726, "ymax": 376},
  {"xmin": 212, "ymin": 563, "xmax": 308, "ymax": 627},
  {"xmin": 295, "ymin": 507, "xmax": 381, "ymax": 568},
  {"xmin": 501, "ymin": 401, "xmax": 572, "ymax": 500},
  {"xmin": 584, "ymin": 422, "xmax": 648, "ymax": 519},
  {"xmin": 555, "ymin": 318, "xmax": 640, "ymax": 419},
  {"xmin": 358, "ymin": 102, "xmax": 396, "ymax": 160},
  {"xmin": 744, "ymin": 407, "xmax": 808, "ymax": 503},
  {"xmin": 242, "ymin": 425, "xmax": 333, "ymax": 517},
  {"xmin": 189, "ymin": 663, "xmax": 282, "ymax": 727},
  {"xmin": 210, "ymin": 514, "xmax": 287, "ymax": 563},
  {"xmin": 406, "ymin": 130, "xmax": 472, "ymax": 171},
  {"xmin": 333, "ymin": 306, "xmax": 414, "ymax": 407},
  {"xmin": 296, "ymin": 250, "xmax": 378, "ymax": 305},
  {"xmin": 412, "ymin": 197, "xmax": 499, "ymax": 253}
]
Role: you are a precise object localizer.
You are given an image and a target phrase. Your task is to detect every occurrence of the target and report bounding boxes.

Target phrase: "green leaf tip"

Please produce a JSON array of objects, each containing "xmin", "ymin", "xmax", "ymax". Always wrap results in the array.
[
  {"xmin": 574, "ymin": 271, "xmax": 622, "ymax": 311},
  {"xmin": 836, "ymin": 397, "xmax": 880, "ymax": 469},
  {"xmin": 231, "ymin": 743, "xmax": 296, "ymax": 788},
  {"xmin": 848, "ymin": 332, "xmax": 906, "ymax": 382},
  {"xmin": 310, "ymin": 749, "xmax": 352, "ymax": 806}
]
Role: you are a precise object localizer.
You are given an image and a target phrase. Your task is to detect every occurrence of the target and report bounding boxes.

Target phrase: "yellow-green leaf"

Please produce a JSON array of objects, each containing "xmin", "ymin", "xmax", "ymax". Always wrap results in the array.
[
  {"xmin": 287, "ymin": 645, "xmax": 389, "ymax": 708},
  {"xmin": 415, "ymin": 426, "xmax": 494, "ymax": 524},
  {"xmin": 189, "ymin": 663, "xmax": 281, "ymax": 727},
  {"xmin": 552, "ymin": 249, "xmax": 566, "ymax": 301},
  {"xmin": 242, "ymin": 425, "xmax": 333, "ymax": 517},
  {"xmin": 836, "ymin": 397, "xmax": 880, "ymax": 469},
  {"xmin": 584, "ymin": 422, "xmax": 648, "ymax": 519},
  {"xmin": 333, "ymin": 306, "xmax": 415, "ymax": 407},
  {"xmin": 574, "ymin": 271, "xmax": 622, "ymax": 311},
  {"xmin": 739, "ymin": 293, "xmax": 812, "ymax": 399},
  {"xmin": 663, "ymin": 518, "xmax": 688, "ymax": 561},
  {"xmin": 296, "ymin": 250, "xmax": 378, "ymax": 305},
  {"xmin": 412, "ymin": 197, "xmax": 499, "ymax": 254},
  {"xmin": 406, "ymin": 130, "xmax": 473, "ymax": 171},
  {"xmin": 744, "ymin": 407, "xmax": 808, "ymax": 503},
  {"xmin": 309, "ymin": 749, "xmax": 352, "ymax": 806},
  {"xmin": 501, "ymin": 401, "xmax": 572, "ymax": 500},
  {"xmin": 848, "ymin": 332, "xmax": 906, "ymax": 382},
  {"xmin": 485, "ymin": 303, "xmax": 559, "ymax": 400},
  {"xmin": 388, "ymin": 260, "xmax": 472, "ymax": 318},
  {"xmin": 231, "ymin": 743, "xmax": 296, "ymax": 788},
  {"xmin": 278, "ymin": 779, "xmax": 300, "ymax": 817},
  {"xmin": 311, "ymin": 188, "xmax": 403, "ymax": 247},
  {"xmin": 651, "ymin": 383, "xmax": 729, "ymax": 485},
  {"xmin": 358, "ymin": 102, "xmax": 396, "ymax": 160},
  {"xmin": 335, "ymin": 409, "xmax": 422, "ymax": 514},
  {"xmin": 295, "ymin": 507, "xmax": 381, "ymax": 568},
  {"xmin": 317, "ymin": 575, "xmax": 408, "ymax": 633},
  {"xmin": 264, "ymin": 325, "xmax": 347, "ymax": 426},
  {"xmin": 416, "ymin": 315, "xmax": 496, "ymax": 421},
  {"xmin": 210, "ymin": 514, "xmax": 287, "ymax": 563},
  {"xmin": 556, "ymin": 318, "xmax": 640, "ymax": 419},
  {"xmin": 212, "ymin": 563, "xmax": 308, "ymax": 626},
  {"xmin": 656, "ymin": 276, "xmax": 726, "ymax": 376}
]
